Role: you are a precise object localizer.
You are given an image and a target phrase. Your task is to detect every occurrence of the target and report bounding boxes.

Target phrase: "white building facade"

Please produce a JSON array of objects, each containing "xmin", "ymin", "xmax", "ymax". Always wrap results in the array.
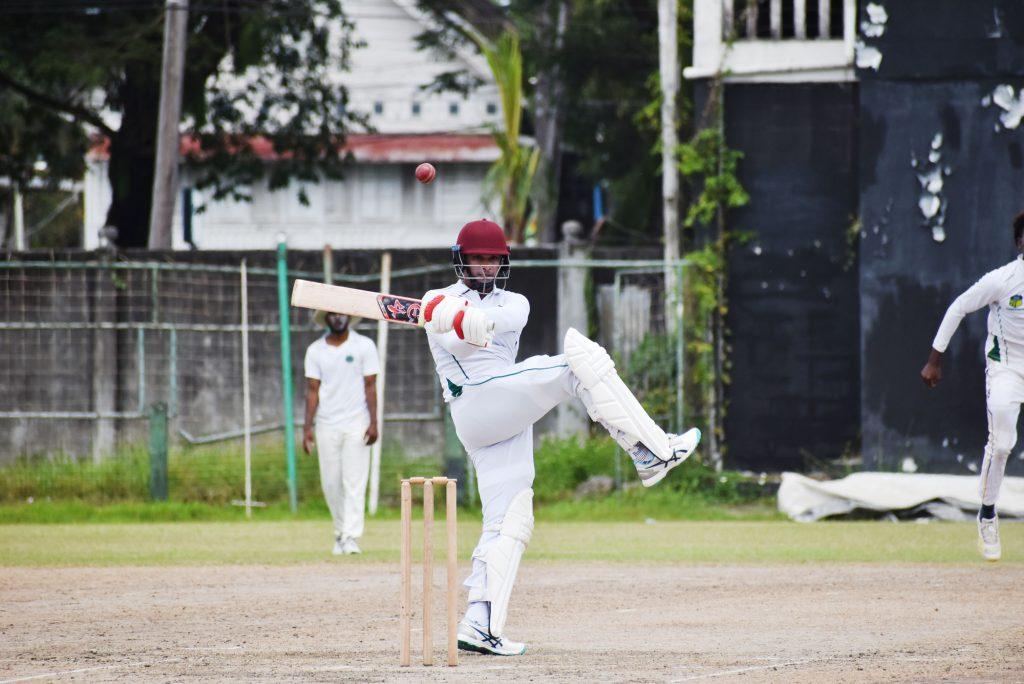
[
  {"xmin": 687, "ymin": 0, "xmax": 857, "ymax": 83},
  {"xmin": 84, "ymin": 0, "xmax": 502, "ymax": 250}
]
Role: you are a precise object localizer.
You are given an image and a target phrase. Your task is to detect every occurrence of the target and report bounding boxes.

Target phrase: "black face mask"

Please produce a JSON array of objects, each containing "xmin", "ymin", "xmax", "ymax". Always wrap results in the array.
[
  {"xmin": 451, "ymin": 248, "xmax": 510, "ymax": 293},
  {"xmin": 466, "ymin": 274, "xmax": 496, "ymax": 294}
]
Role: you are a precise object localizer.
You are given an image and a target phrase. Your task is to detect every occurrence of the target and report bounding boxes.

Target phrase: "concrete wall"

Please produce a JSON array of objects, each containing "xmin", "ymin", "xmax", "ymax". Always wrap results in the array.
[
  {"xmin": 858, "ymin": 0, "xmax": 1024, "ymax": 474},
  {"xmin": 718, "ymin": 82, "xmax": 861, "ymax": 472}
]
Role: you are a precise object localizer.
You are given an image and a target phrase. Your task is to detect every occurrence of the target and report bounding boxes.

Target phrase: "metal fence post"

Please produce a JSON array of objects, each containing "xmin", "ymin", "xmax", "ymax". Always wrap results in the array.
[
  {"xmin": 444, "ymin": 403, "xmax": 469, "ymax": 505},
  {"xmin": 676, "ymin": 261, "xmax": 685, "ymax": 434},
  {"xmin": 277, "ymin": 238, "xmax": 298, "ymax": 513},
  {"xmin": 149, "ymin": 402, "xmax": 169, "ymax": 501}
]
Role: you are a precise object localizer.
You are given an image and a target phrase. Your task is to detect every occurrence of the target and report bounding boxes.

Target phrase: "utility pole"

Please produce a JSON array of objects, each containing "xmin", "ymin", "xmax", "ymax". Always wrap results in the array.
[
  {"xmin": 148, "ymin": 0, "xmax": 189, "ymax": 249},
  {"xmin": 12, "ymin": 184, "xmax": 25, "ymax": 250},
  {"xmin": 658, "ymin": 0, "xmax": 680, "ymax": 335},
  {"xmin": 534, "ymin": 0, "xmax": 570, "ymax": 244}
]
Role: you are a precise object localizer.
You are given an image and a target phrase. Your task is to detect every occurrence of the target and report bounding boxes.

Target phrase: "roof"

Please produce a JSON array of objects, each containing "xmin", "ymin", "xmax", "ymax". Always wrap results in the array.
[{"xmin": 87, "ymin": 133, "xmax": 500, "ymax": 164}]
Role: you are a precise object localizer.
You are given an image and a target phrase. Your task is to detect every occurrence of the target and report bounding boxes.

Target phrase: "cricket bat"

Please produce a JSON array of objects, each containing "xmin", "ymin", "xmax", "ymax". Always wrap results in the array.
[{"xmin": 291, "ymin": 279, "xmax": 426, "ymax": 327}]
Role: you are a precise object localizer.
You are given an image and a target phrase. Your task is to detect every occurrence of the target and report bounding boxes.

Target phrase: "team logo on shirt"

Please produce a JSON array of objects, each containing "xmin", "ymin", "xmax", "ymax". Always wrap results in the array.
[
  {"xmin": 1011, "ymin": 294, "xmax": 1023, "ymax": 309},
  {"xmin": 346, "ymin": 355, "xmax": 354, "ymax": 363}
]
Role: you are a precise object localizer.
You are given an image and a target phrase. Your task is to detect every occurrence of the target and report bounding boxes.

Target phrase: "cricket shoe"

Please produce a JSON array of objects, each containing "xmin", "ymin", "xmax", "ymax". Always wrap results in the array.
[
  {"xmin": 341, "ymin": 537, "xmax": 361, "ymax": 555},
  {"xmin": 331, "ymin": 537, "xmax": 345, "ymax": 556},
  {"xmin": 978, "ymin": 516, "xmax": 1001, "ymax": 562},
  {"xmin": 457, "ymin": 619, "xmax": 526, "ymax": 656},
  {"xmin": 631, "ymin": 427, "xmax": 702, "ymax": 487}
]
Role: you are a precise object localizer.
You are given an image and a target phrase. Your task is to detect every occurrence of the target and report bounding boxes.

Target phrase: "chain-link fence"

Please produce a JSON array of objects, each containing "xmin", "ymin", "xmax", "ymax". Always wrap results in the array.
[{"xmin": 0, "ymin": 253, "xmax": 696, "ymax": 505}]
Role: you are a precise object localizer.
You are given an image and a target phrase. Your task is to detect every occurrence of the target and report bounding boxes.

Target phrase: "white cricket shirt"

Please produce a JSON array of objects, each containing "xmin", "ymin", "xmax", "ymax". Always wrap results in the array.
[
  {"xmin": 304, "ymin": 331, "xmax": 380, "ymax": 427},
  {"xmin": 933, "ymin": 255, "xmax": 1024, "ymax": 365},
  {"xmin": 423, "ymin": 282, "xmax": 530, "ymax": 401}
]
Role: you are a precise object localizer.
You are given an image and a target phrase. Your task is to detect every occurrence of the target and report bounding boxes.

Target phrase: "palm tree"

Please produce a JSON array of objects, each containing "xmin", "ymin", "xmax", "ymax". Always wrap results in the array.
[{"xmin": 475, "ymin": 31, "xmax": 540, "ymax": 244}]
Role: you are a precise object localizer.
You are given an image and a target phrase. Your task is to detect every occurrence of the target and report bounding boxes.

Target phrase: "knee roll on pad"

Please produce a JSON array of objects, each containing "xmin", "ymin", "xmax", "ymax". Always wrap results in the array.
[
  {"xmin": 564, "ymin": 327, "xmax": 616, "ymax": 389},
  {"xmin": 468, "ymin": 488, "xmax": 534, "ymax": 638}
]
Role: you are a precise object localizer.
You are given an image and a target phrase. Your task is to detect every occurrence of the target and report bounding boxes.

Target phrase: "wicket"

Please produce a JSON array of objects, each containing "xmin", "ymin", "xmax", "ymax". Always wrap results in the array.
[{"xmin": 400, "ymin": 476, "xmax": 458, "ymax": 667}]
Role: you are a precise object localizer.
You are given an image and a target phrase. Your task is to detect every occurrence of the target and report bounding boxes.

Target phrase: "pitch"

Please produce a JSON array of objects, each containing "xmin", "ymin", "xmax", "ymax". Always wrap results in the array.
[{"xmin": 2, "ymin": 519, "xmax": 1022, "ymax": 682}]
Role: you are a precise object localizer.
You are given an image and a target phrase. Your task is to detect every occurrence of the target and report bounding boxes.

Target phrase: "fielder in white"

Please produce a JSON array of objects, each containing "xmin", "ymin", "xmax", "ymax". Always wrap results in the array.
[
  {"xmin": 420, "ymin": 219, "xmax": 701, "ymax": 656},
  {"xmin": 921, "ymin": 212, "xmax": 1024, "ymax": 562},
  {"xmin": 303, "ymin": 311, "xmax": 380, "ymax": 555}
]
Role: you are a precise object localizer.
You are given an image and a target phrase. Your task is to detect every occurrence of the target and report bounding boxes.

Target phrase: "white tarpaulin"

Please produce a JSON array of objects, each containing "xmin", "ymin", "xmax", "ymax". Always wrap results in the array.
[{"xmin": 778, "ymin": 472, "xmax": 1024, "ymax": 522}]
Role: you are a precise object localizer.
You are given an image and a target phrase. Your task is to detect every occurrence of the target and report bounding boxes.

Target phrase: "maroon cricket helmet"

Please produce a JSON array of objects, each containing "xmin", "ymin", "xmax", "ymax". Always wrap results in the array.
[
  {"xmin": 454, "ymin": 219, "xmax": 510, "ymax": 256},
  {"xmin": 451, "ymin": 219, "xmax": 510, "ymax": 293}
]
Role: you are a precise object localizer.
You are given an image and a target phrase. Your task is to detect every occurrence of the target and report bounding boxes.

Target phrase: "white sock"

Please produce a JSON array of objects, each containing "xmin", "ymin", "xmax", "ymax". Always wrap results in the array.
[{"xmin": 465, "ymin": 600, "xmax": 490, "ymax": 628}]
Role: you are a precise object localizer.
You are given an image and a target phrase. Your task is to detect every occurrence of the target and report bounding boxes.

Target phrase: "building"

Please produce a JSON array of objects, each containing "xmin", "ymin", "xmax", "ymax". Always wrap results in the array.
[
  {"xmin": 83, "ymin": 0, "xmax": 503, "ymax": 251},
  {"xmin": 686, "ymin": 0, "xmax": 1024, "ymax": 475}
]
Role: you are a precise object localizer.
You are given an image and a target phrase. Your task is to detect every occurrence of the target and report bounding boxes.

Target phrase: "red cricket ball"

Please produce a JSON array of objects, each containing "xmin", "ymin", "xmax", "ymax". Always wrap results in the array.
[{"xmin": 415, "ymin": 162, "xmax": 436, "ymax": 184}]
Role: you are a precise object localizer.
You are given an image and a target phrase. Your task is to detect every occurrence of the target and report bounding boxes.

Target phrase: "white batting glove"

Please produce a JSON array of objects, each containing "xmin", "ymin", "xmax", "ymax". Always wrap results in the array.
[
  {"xmin": 422, "ymin": 294, "xmax": 468, "ymax": 334},
  {"xmin": 456, "ymin": 307, "xmax": 495, "ymax": 347}
]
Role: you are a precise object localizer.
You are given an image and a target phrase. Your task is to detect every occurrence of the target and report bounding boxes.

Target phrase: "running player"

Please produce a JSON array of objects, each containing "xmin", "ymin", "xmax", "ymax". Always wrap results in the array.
[
  {"xmin": 420, "ymin": 218, "xmax": 701, "ymax": 655},
  {"xmin": 921, "ymin": 211, "xmax": 1024, "ymax": 562}
]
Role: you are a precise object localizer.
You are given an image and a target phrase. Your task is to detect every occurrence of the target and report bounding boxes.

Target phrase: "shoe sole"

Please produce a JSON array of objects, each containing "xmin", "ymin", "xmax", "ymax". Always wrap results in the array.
[
  {"xmin": 457, "ymin": 638, "xmax": 526, "ymax": 656},
  {"xmin": 977, "ymin": 540, "xmax": 1001, "ymax": 562}
]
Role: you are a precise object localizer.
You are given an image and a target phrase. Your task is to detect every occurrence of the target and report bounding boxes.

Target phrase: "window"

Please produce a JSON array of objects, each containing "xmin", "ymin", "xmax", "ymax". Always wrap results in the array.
[
  {"xmin": 373, "ymin": 101, "xmax": 384, "ymax": 115},
  {"xmin": 486, "ymin": 102, "xmax": 498, "ymax": 115},
  {"xmin": 449, "ymin": 102, "xmax": 459, "ymax": 116},
  {"xmin": 411, "ymin": 102, "xmax": 421, "ymax": 116}
]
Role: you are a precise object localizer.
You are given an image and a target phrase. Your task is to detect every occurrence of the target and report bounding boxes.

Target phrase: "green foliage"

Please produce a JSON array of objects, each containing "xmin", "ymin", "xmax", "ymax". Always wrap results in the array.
[
  {"xmin": 624, "ymin": 332, "xmax": 677, "ymax": 425},
  {"xmin": 0, "ymin": 90, "xmax": 87, "ymax": 191},
  {"xmin": 532, "ymin": 436, "xmax": 620, "ymax": 502},
  {"xmin": 474, "ymin": 31, "xmax": 540, "ymax": 243},
  {"xmin": 185, "ymin": 1, "xmax": 367, "ymax": 205},
  {"xmin": 844, "ymin": 215, "xmax": 862, "ymax": 271},
  {"xmin": 678, "ymin": 127, "xmax": 749, "ymax": 228},
  {"xmin": 682, "ymin": 244, "xmax": 725, "ymax": 407},
  {"xmin": 0, "ymin": 435, "xmax": 769, "ymax": 521},
  {"xmin": 0, "ymin": 435, "xmax": 436, "ymax": 507},
  {"xmin": 531, "ymin": 435, "xmax": 766, "ymax": 507},
  {"xmin": 413, "ymin": 1, "xmax": 693, "ymax": 245},
  {"xmin": 0, "ymin": 2, "xmax": 364, "ymax": 246}
]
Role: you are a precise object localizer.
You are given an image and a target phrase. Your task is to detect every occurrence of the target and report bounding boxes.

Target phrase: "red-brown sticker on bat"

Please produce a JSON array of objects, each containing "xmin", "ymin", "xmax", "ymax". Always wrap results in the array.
[{"xmin": 377, "ymin": 295, "xmax": 422, "ymax": 325}]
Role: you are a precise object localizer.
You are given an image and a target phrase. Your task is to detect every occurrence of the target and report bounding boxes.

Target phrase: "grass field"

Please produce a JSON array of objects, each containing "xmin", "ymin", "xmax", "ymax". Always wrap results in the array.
[
  {"xmin": 5, "ymin": 438, "xmax": 1021, "ymax": 680},
  {"xmin": 1, "ymin": 517, "xmax": 1020, "ymax": 566}
]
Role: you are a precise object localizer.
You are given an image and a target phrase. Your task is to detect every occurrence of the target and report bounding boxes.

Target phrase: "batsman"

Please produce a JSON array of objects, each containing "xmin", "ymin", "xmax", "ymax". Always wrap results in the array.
[{"xmin": 419, "ymin": 219, "xmax": 701, "ymax": 656}]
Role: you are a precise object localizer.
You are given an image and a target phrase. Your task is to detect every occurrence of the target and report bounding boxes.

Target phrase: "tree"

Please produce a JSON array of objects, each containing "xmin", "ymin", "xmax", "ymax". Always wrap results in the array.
[
  {"xmin": 415, "ymin": 0, "xmax": 689, "ymax": 246},
  {"xmin": 476, "ymin": 31, "xmax": 539, "ymax": 244},
  {"xmin": 0, "ymin": 0, "xmax": 364, "ymax": 248}
]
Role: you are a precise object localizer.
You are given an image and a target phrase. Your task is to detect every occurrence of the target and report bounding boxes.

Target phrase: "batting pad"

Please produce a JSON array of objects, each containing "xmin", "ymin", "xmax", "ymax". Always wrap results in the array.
[
  {"xmin": 563, "ymin": 327, "xmax": 673, "ymax": 462},
  {"xmin": 468, "ymin": 488, "xmax": 534, "ymax": 638}
]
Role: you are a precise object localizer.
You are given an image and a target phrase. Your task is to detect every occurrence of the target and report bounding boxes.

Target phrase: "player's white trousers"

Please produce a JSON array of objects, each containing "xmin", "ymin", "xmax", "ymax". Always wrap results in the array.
[
  {"xmin": 981, "ymin": 361, "xmax": 1024, "ymax": 506},
  {"xmin": 450, "ymin": 354, "xmax": 578, "ymax": 452},
  {"xmin": 449, "ymin": 355, "xmax": 579, "ymax": 613},
  {"xmin": 315, "ymin": 421, "xmax": 371, "ymax": 540}
]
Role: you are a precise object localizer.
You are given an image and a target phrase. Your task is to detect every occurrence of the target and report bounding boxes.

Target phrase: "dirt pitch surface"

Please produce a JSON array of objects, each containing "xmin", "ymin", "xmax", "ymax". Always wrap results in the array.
[{"xmin": 3, "ymin": 562, "xmax": 1023, "ymax": 682}]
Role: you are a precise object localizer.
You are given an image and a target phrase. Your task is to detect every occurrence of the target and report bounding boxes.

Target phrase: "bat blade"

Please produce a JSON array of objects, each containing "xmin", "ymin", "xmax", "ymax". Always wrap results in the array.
[{"xmin": 291, "ymin": 280, "xmax": 424, "ymax": 327}]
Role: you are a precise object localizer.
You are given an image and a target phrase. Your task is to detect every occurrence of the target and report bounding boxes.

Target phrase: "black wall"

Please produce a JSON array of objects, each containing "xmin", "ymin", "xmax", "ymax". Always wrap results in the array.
[
  {"xmin": 859, "ymin": 0, "xmax": 1024, "ymax": 474},
  {"xmin": 720, "ymin": 83, "xmax": 861, "ymax": 471}
]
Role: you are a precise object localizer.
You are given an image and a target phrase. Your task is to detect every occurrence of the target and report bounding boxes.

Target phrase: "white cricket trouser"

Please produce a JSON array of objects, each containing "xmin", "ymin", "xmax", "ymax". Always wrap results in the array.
[
  {"xmin": 315, "ymin": 421, "xmax": 371, "ymax": 540},
  {"xmin": 981, "ymin": 361, "xmax": 1024, "ymax": 506},
  {"xmin": 450, "ymin": 355, "xmax": 581, "ymax": 610}
]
